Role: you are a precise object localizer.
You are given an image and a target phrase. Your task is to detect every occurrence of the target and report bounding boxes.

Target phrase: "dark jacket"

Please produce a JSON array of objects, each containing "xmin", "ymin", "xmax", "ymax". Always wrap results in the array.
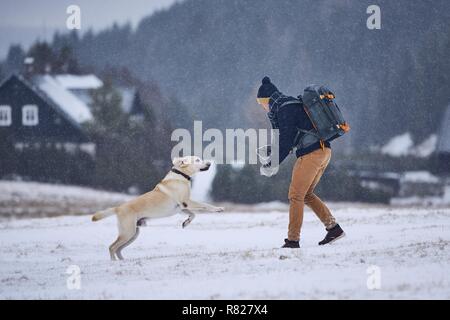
[{"xmin": 267, "ymin": 92, "xmax": 330, "ymax": 165}]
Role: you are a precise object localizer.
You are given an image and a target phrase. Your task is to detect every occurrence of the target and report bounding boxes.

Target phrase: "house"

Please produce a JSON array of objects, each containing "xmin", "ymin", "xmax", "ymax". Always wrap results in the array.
[
  {"xmin": 0, "ymin": 73, "xmax": 147, "ymax": 143},
  {"xmin": 0, "ymin": 73, "xmax": 92, "ymax": 144},
  {"xmin": 436, "ymin": 103, "xmax": 450, "ymax": 174},
  {"xmin": 0, "ymin": 73, "xmax": 147, "ymax": 183},
  {"xmin": 398, "ymin": 171, "xmax": 443, "ymax": 198}
]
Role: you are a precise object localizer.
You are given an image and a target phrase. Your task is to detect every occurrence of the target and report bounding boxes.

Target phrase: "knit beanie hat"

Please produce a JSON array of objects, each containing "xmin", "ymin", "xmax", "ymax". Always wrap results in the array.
[{"xmin": 257, "ymin": 76, "xmax": 279, "ymax": 98}]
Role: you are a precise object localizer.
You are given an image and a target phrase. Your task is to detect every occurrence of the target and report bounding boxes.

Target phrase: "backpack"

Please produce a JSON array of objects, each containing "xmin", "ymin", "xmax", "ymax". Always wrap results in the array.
[{"xmin": 292, "ymin": 85, "xmax": 350, "ymax": 150}]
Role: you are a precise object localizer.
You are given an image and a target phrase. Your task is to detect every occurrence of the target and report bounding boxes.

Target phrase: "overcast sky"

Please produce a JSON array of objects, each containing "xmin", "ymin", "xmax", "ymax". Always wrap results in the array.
[{"xmin": 0, "ymin": 0, "xmax": 180, "ymax": 58}]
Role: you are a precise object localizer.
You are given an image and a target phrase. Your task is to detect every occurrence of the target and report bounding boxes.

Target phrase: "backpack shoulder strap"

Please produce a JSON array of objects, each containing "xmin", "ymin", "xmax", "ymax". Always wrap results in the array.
[
  {"xmin": 279, "ymin": 98, "xmax": 301, "ymax": 109},
  {"xmin": 292, "ymin": 128, "xmax": 321, "ymax": 151}
]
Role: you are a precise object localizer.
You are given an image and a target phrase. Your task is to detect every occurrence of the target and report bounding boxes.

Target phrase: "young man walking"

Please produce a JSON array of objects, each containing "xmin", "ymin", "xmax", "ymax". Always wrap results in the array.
[{"xmin": 256, "ymin": 76, "xmax": 345, "ymax": 248}]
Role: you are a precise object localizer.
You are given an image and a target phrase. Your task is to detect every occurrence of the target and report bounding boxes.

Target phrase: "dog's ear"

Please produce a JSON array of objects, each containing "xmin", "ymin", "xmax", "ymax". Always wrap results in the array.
[
  {"xmin": 172, "ymin": 157, "xmax": 189, "ymax": 167},
  {"xmin": 172, "ymin": 157, "xmax": 183, "ymax": 167}
]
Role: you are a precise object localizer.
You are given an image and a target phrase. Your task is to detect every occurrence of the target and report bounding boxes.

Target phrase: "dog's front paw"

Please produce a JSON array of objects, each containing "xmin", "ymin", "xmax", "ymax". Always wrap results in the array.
[
  {"xmin": 214, "ymin": 207, "xmax": 225, "ymax": 212},
  {"xmin": 182, "ymin": 219, "xmax": 191, "ymax": 228}
]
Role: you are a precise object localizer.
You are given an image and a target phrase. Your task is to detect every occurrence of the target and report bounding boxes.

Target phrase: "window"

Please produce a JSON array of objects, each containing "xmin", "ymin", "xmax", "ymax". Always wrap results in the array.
[
  {"xmin": 22, "ymin": 105, "xmax": 39, "ymax": 126},
  {"xmin": 0, "ymin": 105, "xmax": 12, "ymax": 126}
]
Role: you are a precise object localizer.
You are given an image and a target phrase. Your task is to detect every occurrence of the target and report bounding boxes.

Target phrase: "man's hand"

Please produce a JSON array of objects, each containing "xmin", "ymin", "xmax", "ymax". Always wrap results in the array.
[
  {"xmin": 260, "ymin": 163, "xmax": 278, "ymax": 177},
  {"xmin": 256, "ymin": 145, "xmax": 272, "ymax": 165}
]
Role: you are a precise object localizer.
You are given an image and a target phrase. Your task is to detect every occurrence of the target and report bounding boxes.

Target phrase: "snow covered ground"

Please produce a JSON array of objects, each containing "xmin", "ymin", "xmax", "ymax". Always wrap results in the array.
[
  {"xmin": 1, "ymin": 202, "xmax": 449, "ymax": 299},
  {"xmin": 0, "ymin": 181, "xmax": 132, "ymax": 218}
]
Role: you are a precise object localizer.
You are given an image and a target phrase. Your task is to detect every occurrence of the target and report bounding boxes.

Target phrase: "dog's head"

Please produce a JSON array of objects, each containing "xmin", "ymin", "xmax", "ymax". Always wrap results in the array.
[{"xmin": 172, "ymin": 156, "xmax": 211, "ymax": 176}]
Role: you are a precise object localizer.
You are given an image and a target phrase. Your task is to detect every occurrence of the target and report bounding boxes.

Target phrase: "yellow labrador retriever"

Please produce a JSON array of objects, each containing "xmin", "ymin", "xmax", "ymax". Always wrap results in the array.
[{"xmin": 92, "ymin": 156, "xmax": 224, "ymax": 260}]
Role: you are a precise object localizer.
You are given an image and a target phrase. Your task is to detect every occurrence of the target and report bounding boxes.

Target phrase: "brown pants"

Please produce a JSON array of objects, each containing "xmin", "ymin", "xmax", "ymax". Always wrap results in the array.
[{"xmin": 288, "ymin": 147, "xmax": 336, "ymax": 241}]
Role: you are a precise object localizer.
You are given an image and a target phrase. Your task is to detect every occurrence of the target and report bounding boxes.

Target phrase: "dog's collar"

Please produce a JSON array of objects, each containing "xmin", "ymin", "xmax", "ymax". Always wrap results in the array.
[{"xmin": 171, "ymin": 168, "xmax": 191, "ymax": 181}]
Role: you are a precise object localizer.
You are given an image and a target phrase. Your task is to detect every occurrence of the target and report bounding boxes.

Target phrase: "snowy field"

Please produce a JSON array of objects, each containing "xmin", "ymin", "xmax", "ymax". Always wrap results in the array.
[
  {"xmin": 0, "ymin": 181, "xmax": 133, "ymax": 219},
  {"xmin": 1, "ymin": 197, "xmax": 449, "ymax": 299}
]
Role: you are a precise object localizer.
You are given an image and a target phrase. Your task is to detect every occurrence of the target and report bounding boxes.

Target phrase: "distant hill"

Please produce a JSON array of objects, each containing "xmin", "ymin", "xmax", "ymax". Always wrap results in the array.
[{"xmin": 43, "ymin": 0, "xmax": 450, "ymax": 150}]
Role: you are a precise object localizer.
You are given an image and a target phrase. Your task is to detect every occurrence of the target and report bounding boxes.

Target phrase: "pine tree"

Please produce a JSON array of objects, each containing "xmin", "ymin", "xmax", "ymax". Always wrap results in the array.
[
  {"xmin": 88, "ymin": 79, "xmax": 125, "ymax": 134},
  {"xmin": 27, "ymin": 41, "xmax": 55, "ymax": 74},
  {"xmin": 54, "ymin": 45, "xmax": 80, "ymax": 74},
  {"xmin": 85, "ymin": 79, "xmax": 165, "ymax": 193},
  {"xmin": 4, "ymin": 44, "xmax": 25, "ymax": 75}
]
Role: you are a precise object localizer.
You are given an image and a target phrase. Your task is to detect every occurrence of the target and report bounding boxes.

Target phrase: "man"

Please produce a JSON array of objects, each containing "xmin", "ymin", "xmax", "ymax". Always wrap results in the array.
[{"xmin": 256, "ymin": 76, "xmax": 345, "ymax": 248}]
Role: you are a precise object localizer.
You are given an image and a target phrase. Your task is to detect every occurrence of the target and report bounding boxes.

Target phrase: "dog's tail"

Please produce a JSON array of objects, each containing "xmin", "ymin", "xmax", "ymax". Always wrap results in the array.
[{"xmin": 92, "ymin": 207, "xmax": 117, "ymax": 222}]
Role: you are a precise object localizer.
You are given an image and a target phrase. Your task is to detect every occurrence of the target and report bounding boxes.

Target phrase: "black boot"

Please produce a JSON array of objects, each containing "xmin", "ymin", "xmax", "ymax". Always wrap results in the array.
[
  {"xmin": 318, "ymin": 224, "xmax": 345, "ymax": 245},
  {"xmin": 282, "ymin": 238, "xmax": 300, "ymax": 248}
]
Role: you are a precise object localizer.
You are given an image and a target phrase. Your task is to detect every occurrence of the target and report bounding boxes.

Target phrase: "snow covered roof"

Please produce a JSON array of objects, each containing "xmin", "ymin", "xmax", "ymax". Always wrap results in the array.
[
  {"xmin": 33, "ymin": 75, "xmax": 93, "ymax": 124},
  {"xmin": 437, "ymin": 104, "xmax": 450, "ymax": 153},
  {"xmin": 117, "ymin": 87, "xmax": 137, "ymax": 113},
  {"xmin": 54, "ymin": 74, "xmax": 103, "ymax": 90},
  {"xmin": 413, "ymin": 135, "xmax": 437, "ymax": 158},
  {"xmin": 381, "ymin": 133, "xmax": 414, "ymax": 157},
  {"xmin": 380, "ymin": 132, "xmax": 437, "ymax": 158}
]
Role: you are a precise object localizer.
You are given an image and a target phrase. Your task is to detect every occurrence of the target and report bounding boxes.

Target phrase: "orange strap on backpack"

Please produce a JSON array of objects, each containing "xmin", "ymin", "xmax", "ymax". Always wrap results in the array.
[{"xmin": 339, "ymin": 123, "xmax": 351, "ymax": 133}]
